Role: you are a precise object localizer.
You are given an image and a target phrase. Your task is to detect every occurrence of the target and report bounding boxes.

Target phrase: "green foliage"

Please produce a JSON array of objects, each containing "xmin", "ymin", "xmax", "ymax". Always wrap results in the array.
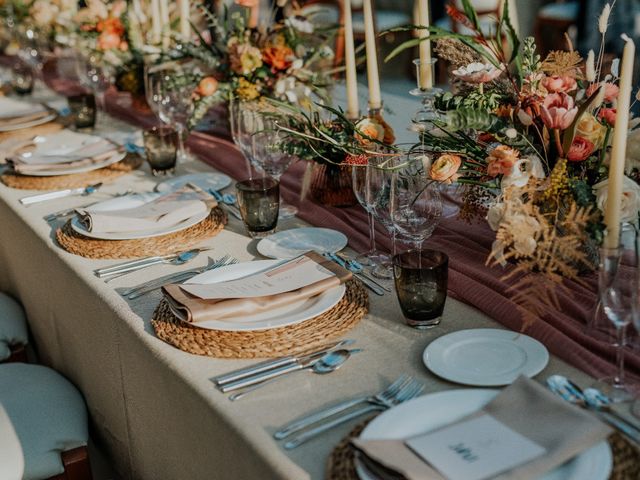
[
  {"xmin": 521, "ymin": 37, "xmax": 541, "ymax": 78},
  {"xmin": 445, "ymin": 108, "xmax": 505, "ymax": 132},
  {"xmin": 435, "ymin": 89, "xmax": 507, "ymax": 113}
]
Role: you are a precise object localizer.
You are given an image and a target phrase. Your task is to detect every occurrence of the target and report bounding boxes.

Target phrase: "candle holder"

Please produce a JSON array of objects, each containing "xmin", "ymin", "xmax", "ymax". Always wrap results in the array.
[{"xmin": 410, "ymin": 58, "xmax": 443, "ymax": 131}]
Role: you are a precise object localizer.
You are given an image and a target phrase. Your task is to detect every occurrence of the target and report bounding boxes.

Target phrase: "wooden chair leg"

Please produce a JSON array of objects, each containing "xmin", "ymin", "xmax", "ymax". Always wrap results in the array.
[
  {"xmin": 47, "ymin": 446, "xmax": 93, "ymax": 480},
  {"xmin": 6, "ymin": 344, "xmax": 27, "ymax": 363}
]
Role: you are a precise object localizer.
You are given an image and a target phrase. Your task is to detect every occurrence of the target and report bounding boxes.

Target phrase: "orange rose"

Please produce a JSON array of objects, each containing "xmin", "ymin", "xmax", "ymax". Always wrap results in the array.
[
  {"xmin": 97, "ymin": 17, "xmax": 124, "ymax": 36},
  {"xmin": 197, "ymin": 77, "xmax": 219, "ymax": 97},
  {"xmin": 97, "ymin": 31, "xmax": 121, "ymax": 50},
  {"xmin": 430, "ymin": 154, "xmax": 462, "ymax": 183},
  {"xmin": 262, "ymin": 45, "xmax": 294, "ymax": 71},
  {"xmin": 486, "ymin": 145, "xmax": 519, "ymax": 177}
]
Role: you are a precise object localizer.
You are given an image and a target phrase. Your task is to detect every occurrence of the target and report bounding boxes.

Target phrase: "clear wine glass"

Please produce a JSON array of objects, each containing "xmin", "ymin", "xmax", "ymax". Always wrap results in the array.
[
  {"xmin": 352, "ymin": 157, "xmax": 391, "ymax": 268},
  {"xmin": 15, "ymin": 25, "xmax": 49, "ymax": 93},
  {"xmin": 75, "ymin": 53, "xmax": 115, "ymax": 129},
  {"xmin": 144, "ymin": 62, "xmax": 196, "ymax": 162},
  {"xmin": 595, "ymin": 245, "xmax": 637, "ymax": 403},
  {"xmin": 251, "ymin": 127, "xmax": 298, "ymax": 218},
  {"xmin": 390, "ymin": 151, "xmax": 442, "ymax": 251},
  {"xmin": 230, "ymin": 99, "xmax": 267, "ymax": 179}
]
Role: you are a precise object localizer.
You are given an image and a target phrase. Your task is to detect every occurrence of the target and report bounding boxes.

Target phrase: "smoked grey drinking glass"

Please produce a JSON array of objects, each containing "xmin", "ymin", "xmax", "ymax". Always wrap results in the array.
[
  {"xmin": 68, "ymin": 93, "xmax": 96, "ymax": 129},
  {"xmin": 236, "ymin": 177, "xmax": 280, "ymax": 238},
  {"xmin": 142, "ymin": 126, "xmax": 179, "ymax": 176},
  {"xmin": 393, "ymin": 249, "xmax": 448, "ymax": 329}
]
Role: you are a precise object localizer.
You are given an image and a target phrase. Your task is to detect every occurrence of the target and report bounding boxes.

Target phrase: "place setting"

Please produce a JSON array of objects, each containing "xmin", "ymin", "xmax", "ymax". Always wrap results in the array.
[
  {"xmin": 151, "ymin": 251, "xmax": 368, "ymax": 359},
  {"xmin": 0, "ymin": 96, "xmax": 57, "ymax": 133},
  {"xmin": 0, "ymin": 127, "xmax": 142, "ymax": 191},
  {"xmin": 54, "ymin": 183, "xmax": 227, "ymax": 259}
]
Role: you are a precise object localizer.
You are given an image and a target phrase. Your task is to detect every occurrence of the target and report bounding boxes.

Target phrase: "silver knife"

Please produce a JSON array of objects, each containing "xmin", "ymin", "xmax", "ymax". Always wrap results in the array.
[
  {"xmin": 212, "ymin": 339, "xmax": 354, "ymax": 388},
  {"xmin": 20, "ymin": 182, "xmax": 103, "ymax": 206},
  {"xmin": 220, "ymin": 350, "xmax": 333, "ymax": 393}
]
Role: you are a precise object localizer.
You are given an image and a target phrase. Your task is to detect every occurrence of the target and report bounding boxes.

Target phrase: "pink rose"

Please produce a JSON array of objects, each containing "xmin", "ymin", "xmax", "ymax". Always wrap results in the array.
[
  {"xmin": 567, "ymin": 136, "xmax": 595, "ymax": 162},
  {"xmin": 598, "ymin": 107, "xmax": 616, "ymax": 126},
  {"xmin": 586, "ymin": 82, "xmax": 619, "ymax": 103},
  {"xmin": 540, "ymin": 93, "xmax": 578, "ymax": 130},
  {"xmin": 541, "ymin": 75, "xmax": 577, "ymax": 93}
]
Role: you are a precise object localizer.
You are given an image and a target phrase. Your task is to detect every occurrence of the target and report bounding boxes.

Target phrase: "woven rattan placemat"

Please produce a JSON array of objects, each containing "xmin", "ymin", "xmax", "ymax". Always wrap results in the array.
[
  {"xmin": 151, "ymin": 280, "xmax": 368, "ymax": 358},
  {"xmin": 56, "ymin": 207, "xmax": 227, "ymax": 259},
  {"xmin": 325, "ymin": 418, "xmax": 640, "ymax": 480},
  {"xmin": 1, "ymin": 154, "xmax": 142, "ymax": 190}
]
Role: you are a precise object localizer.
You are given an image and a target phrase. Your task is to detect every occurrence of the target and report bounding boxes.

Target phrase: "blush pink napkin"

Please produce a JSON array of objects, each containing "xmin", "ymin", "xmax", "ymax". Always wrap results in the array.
[{"xmin": 36, "ymin": 56, "xmax": 640, "ymax": 381}]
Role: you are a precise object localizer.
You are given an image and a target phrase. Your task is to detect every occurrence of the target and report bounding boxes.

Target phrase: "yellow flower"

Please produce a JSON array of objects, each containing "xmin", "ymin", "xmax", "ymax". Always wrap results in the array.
[
  {"xmin": 575, "ymin": 113, "xmax": 606, "ymax": 149},
  {"xmin": 236, "ymin": 78, "xmax": 260, "ymax": 100},
  {"xmin": 228, "ymin": 39, "xmax": 263, "ymax": 75}
]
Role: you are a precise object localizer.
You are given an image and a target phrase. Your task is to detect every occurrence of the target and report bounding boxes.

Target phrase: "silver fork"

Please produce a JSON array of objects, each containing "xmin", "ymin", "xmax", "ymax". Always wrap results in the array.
[
  {"xmin": 122, "ymin": 255, "xmax": 236, "ymax": 299},
  {"xmin": 274, "ymin": 375, "xmax": 411, "ymax": 440},
  {"xmin": 282, "ymin": 378, "xmax": 425, "ymax": 449}
]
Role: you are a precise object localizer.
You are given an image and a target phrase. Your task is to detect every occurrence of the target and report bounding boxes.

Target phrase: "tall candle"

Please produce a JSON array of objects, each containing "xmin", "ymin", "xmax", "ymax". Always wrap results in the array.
[
  {"xmin": 159, "ymin": 0, "xmax": 170, "ymax": 49},
  {"xmin": 344, "ymin": 0, "xmax": 359, "ymax": 119},
  {"xmin": 151, "ymin": 0, "xmax": 161, "ymax": 44},
  {"xmin": 604, "ymin": 34, "xmax": 635, "ymax": 248},
  {"xmin": 362, "ymin": 0, "xmax": 381, "ymax": 110},
  {"xmin": 417, "ymin": 0, "xmax": 432, "ymax": 89},
  {"xmin": 179, "ymin": 0, "xmax": 190, "ymax": 40}
]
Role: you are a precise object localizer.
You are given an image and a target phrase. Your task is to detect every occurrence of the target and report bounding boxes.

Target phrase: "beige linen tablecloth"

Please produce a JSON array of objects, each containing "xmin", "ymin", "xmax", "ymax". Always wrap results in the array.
[{"xmin": 0, "ymin": 92, "xmax": 604, "ymax": 480}]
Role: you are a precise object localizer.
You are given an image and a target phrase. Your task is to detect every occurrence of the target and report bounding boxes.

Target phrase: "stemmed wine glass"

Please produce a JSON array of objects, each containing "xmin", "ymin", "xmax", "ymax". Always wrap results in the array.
[
  {"xmin": 143, "ymin": 62, "xmax": 195, "ymax": 162},
  {"xmin": 352, "ymin": 155, "xmax": 391, "ymax": 267},
  {"xmin": 595, "ymin": 244, "xmax": 638, "ymax": 403},
  {"xmin": 75, "ymin": 53, "xmax": 115, "ymax": 129},
  {"xmin": 390, "ymin": 151, "xmax": 442, "ymax": 252},
  {"xmin": 251, "ymin": 126, "xmax": 298, "ymax": 218},
  {"xmin": 229, "ymin": 98, "xmax": 263, "ymax": 179},
  {"xmin": 15, "ymin": 26, "xmax": 50, "ymax": 94}
]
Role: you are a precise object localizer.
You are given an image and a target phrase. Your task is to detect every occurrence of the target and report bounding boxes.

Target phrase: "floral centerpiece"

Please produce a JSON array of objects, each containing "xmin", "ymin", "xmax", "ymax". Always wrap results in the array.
[
  {"xmin": 384, "ymin": 1, "xmax": 639, "ymax": 321},
  {"xmin": 72, "ymin": 0, "xmax": 148, "ymax": 94},
  {"xmin": 182, "ymin": 2, "xmax": 337, "ymax": 127}
]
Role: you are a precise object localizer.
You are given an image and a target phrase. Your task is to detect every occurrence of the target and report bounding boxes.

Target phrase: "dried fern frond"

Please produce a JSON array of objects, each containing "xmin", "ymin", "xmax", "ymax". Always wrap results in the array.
[
  {"xmin": 541, "ymin": 50, "xmax": 583, "ymax": 77},
  {"xmin": 434, "ymin": 39, "xmax": 481, "ymax": 67}
]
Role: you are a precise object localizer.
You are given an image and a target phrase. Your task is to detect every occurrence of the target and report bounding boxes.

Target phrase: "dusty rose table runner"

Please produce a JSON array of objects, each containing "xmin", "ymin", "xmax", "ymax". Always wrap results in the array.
[{"xmin": 34, "ymin": 57, "xmax": 639, "ymax": 381}]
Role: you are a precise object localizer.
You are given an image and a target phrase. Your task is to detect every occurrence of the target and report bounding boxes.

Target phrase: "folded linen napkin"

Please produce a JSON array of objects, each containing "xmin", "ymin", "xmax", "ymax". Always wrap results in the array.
[
  {"xmin": 0, "ymin": 97, "xmax": 49, "ymax": 126},
  {"xmin": 76, "ymin": 185, "xmax": 214, "ymax": 234},
  {"xmin": 352, "ymin": 376, "xmax": 612, "ymax": 480},
  {"xmin": 162, "ymin": 251, "xmax": 352, "ymax": 323}
]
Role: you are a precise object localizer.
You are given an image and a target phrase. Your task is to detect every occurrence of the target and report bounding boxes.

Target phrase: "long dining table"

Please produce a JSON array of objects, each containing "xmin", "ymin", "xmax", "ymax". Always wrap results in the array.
[{"xmin": 0, "ymin": 60, "xmax": 637, "ymax": 479}]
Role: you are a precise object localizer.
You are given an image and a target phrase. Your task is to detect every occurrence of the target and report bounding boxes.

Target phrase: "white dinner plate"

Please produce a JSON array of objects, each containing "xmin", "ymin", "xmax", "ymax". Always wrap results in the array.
[
  {"xmin": 0, "ymin": 111, "xmax": 58, "ymax": 132},
  {"xmin": 155, "ymin": 173, "xmax": 232, "ymax": 193},
  {"xmin": 70, "ymin": 192, "xmax": 209, "ymax": 240},
  {"xmin": 19, "ymin": 130, "xmax": 103, "ymax": 158},
  {"xmin": 257, "ymin": 228, "xmax": 348, "ymax": 259},
  {"xmin": 423, "ymin": 328, "xmax": 550, "ymax": 386},
  {"xmin": 183, "ymin": 260, "xmax": 346, "ymax": 331},
  {"xmin": 356, "ymin": 389, "xmax": 612, "ymax": 480}
]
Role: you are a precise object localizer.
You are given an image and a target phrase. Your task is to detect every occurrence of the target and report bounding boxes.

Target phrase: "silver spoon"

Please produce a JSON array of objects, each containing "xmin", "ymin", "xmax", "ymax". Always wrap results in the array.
[
  {"xmin": 547, "ymin": 375, "xmax": 640, "ymax": 443},
  {"xmin": 228, "ymin": 349, "xmax": 361, "ymax": 402}
]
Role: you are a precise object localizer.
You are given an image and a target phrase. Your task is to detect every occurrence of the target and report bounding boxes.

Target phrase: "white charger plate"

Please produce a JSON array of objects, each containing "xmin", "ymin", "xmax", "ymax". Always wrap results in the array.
[
  {"xmin": 19, "ymin": 130, "xmax": 103, "ymax": 158},
  {"xmin": 183, "ymin": 260, "xmax": 346, "ymax": 331},
  {"xmin": 423, "ymin": 329, "xmax": 550, "ymax": 386},
  {"xmin": 356, "ymin": 389, "xmax": 612, "ymax": 480},
  {"xmin": 70, "ymin": 192, "xmax": 209, "ymax": 240},
  {"xmin": 257, "ymin": 228, "xmax": 348, "ymax": 259},
  {"xmin": 0, "ymin": 111, "xmax": 58, "ymax": 132},
  {"xmin": 155, "ymin": 173, "xmax": 232, "ymax": 193}
]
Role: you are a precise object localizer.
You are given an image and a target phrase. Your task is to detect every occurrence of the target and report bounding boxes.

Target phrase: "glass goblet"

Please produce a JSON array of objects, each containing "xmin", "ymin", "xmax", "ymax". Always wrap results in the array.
[
  {"xmin": 229, "ymin": 99, "xmax": 265, "ymax": 179},
  {"xmin": 251, "ymin": 128, "xmax": 298, "ymax": 219},
  {"xmin": 390, "ymin": 153, "xmax": 442, "ymax": 251},
  {"xmin": 594, "ymin": 245, "xmax": 637, "ymax": 403},
  {"xmin": 352, "ymin": 161, "xmax": 390, "ymax": 267},
  {"xmin": 75, "ymin": 53, "xmax": 115, "ymax": 129}
]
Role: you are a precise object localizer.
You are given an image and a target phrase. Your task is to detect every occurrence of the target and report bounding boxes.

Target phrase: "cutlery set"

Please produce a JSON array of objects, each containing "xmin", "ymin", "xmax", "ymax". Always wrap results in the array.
[
  {"xmin": 20, "ymin": 182, "xmax": 103, "ymax": 205},
  {"xmin": 323, "ymin": 252, "xmax": 388, "ymax": 296}
]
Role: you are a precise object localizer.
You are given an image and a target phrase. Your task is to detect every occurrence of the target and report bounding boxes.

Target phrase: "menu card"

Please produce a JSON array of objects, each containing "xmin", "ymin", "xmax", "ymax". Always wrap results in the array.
[
  {"xmin": 406, "ymin": 414, "xmax": 545, "ymax": 480},
  {"xmin": 182, "ymin": 253, "xmax": 342, "ymax": 299}
]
